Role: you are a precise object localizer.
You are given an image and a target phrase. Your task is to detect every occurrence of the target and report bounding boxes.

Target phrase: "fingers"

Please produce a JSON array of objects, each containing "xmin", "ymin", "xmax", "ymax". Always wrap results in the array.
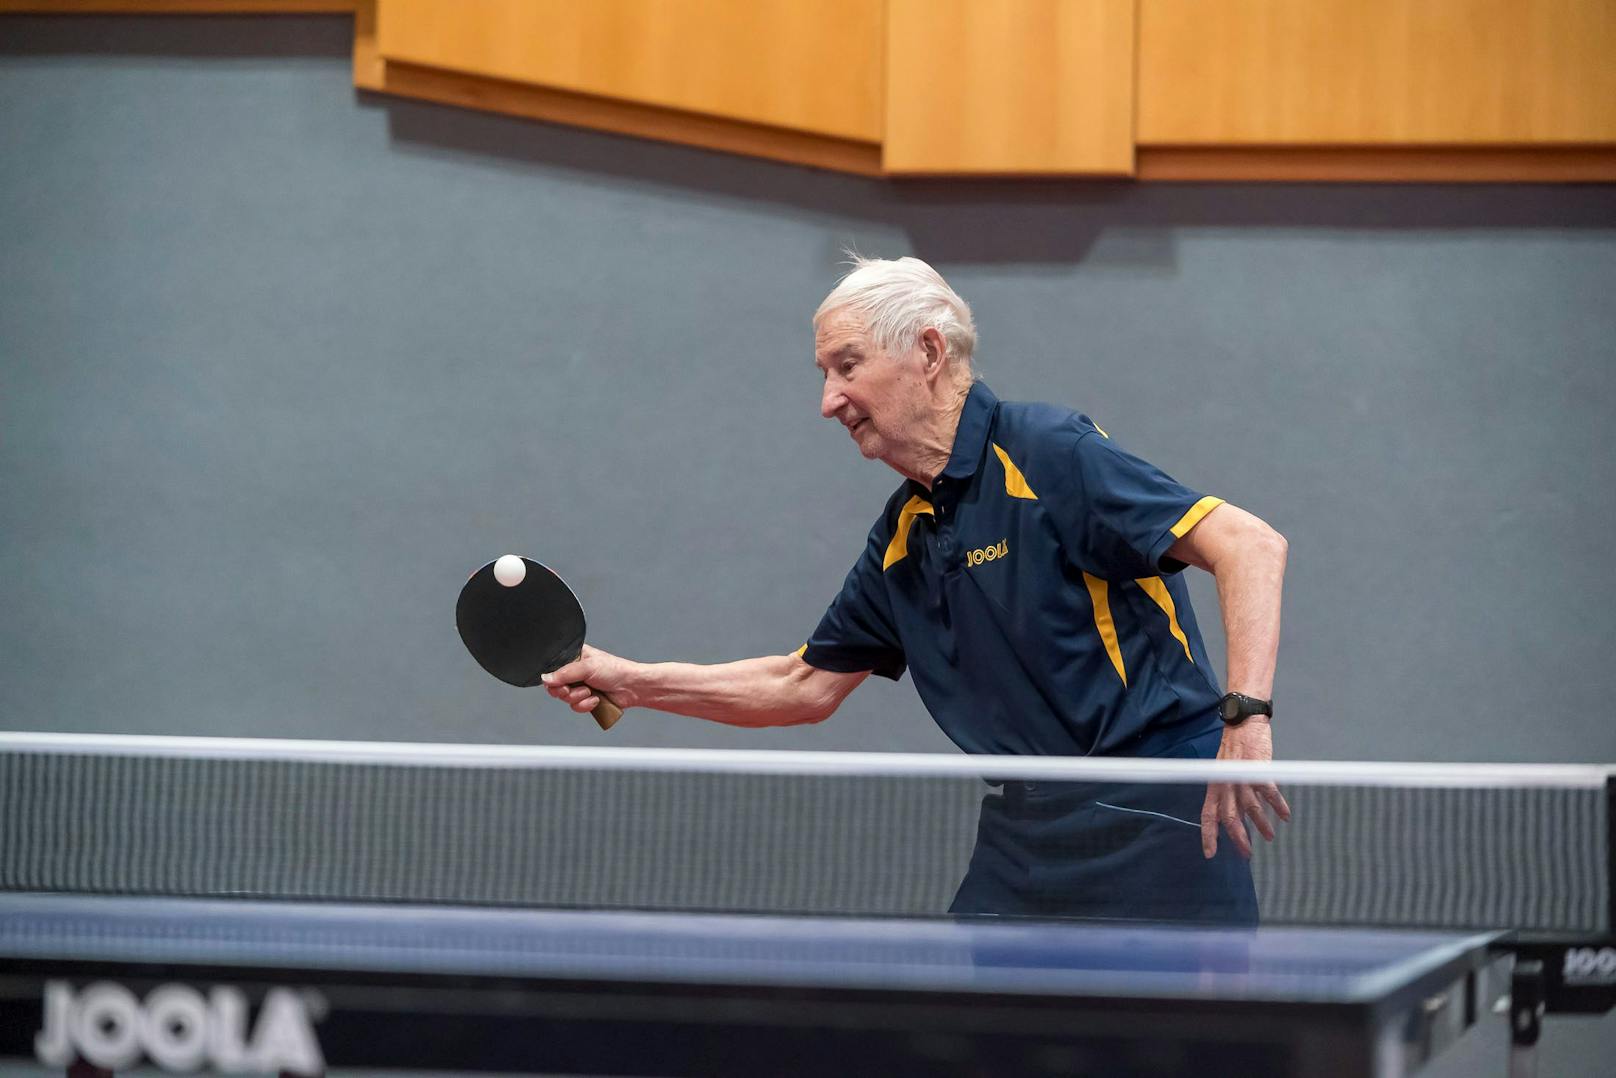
[
  {"xmin": 1200, "ymin": 785, "xmax": 1221, "ymax": 859},
  {"xmin": 1261, "ymin": 783, "xmax": 1292, "ymax": 822},
  {"xmin": 543, "ymin": 680, "xmax": 599, "ymax": 713},
  {"xmin": 544, "ymin": 647, "xmax": 628, "ymax": 708},
  {"xmin": 543, "ymin": 657, "xmax": 591, "ymax": 687},
  {"xmin": 1220, "ymin": 784, "xmax": 1253, "ymax": 860},
  {"xmin": 541, "ymin": 657, "xmax": 599, "ymax": 713},
  {"xmin": 1240, "ymin": 785, "xmax": 1275, "ymax": 842},
  {"xmin": 1203, "ymin": 722, "xmax": 1293, "ymax": 859},
  {"xmin": 1203, "ymin": 782, "xmax": 1253, "ymax": 860},
  {"xmin": 1212, "ymin": 783, "xmax": 1292, "ymax": 861},
  {"xmin": 1238, "ymin": 782, "xmax": 1292, "ymax": 843},
  {"xmin": 542, "ymin": 683, "xmax": 579, "ymax": 706}
]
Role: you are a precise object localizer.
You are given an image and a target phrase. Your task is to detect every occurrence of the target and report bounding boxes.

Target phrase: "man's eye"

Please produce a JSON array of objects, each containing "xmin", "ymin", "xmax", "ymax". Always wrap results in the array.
[{"xmin": 841, "ymin": 362, "xmax": 855, "ymax": 376}]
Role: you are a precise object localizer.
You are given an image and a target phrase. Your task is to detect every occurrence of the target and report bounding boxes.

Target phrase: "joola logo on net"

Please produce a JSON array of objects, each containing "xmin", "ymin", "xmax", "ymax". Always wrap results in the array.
[
  {"xmin": 965, "ymin": 539, "xmax": 1009, "ymax": 567},
  {"xmin": 35, "ymin": 980, "xmax": 326, "ymax": 1074}
]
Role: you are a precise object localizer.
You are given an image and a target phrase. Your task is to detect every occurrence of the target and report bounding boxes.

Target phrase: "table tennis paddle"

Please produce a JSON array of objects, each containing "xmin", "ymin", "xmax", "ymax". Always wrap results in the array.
[{"xmin": 456, "ymin": 557, "xmax": 623, "ymax": 731}]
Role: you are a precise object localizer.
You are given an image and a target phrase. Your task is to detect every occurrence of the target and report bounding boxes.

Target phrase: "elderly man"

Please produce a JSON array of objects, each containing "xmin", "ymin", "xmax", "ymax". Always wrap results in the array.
[{"xmin": 545, "ymin": 256, "xmax": 1289, "ymax": 923}]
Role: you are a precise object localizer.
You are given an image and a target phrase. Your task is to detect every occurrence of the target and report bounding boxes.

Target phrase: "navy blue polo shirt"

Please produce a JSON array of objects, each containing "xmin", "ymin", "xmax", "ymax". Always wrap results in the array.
[{"xmin": 801, "ymin": 381, "xmax": 1227, "ymax": 757}]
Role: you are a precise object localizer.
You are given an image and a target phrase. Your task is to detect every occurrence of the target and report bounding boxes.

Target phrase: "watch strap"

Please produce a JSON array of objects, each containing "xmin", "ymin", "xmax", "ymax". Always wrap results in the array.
[{"xmin": 1220, "ymin": 691, "xmax": 1273, "ymax": 724}]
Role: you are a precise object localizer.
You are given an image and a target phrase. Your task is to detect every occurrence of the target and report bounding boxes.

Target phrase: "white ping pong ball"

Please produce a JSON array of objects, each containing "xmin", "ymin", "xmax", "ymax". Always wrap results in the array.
[{"xmin": 493, "ymin": 555, "xmax": 526, "ymax": 588}]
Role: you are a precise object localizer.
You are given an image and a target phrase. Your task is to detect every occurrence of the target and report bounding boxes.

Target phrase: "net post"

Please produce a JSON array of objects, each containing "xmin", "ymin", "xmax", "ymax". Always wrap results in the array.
[
  {"xmin": 1607, "ymin": 774, "xmax": 1615, "ymax": 936},
  {"xmin": 1507, "ymin": 958, "xmax": 1545, "ymax": 1078}
]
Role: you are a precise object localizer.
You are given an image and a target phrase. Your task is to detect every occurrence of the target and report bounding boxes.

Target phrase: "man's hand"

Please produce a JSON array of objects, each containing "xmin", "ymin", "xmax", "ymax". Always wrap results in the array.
[
  {"xmin": 1200, "ymin": 718, "xmax": 1292, "ymax": 859},
  {"xmin": 542, "ymin": 645, "xmax": 636, "ymax": 714}
]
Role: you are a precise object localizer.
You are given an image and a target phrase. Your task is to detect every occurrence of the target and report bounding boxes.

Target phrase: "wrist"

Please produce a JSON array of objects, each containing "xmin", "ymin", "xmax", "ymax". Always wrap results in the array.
[{"xmin": 610, "ymin": 660, "xmax": 655, "ymax": 710}]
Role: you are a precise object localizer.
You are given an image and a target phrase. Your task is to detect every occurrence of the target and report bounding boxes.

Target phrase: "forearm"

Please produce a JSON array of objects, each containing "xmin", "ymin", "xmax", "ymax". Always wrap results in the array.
[
  {"xmin": 1213, "ymin": 534, "xmax": 1287, "ymax": 700},
  {"xmin": 622, "ymin": 654, "xmax": 832, "ymax": 728}
]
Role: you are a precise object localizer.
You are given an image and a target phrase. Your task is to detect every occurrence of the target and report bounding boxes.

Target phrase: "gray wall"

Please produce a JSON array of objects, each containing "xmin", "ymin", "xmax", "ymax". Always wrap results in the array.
[
  {"xmin": 3, "ymin": 15, "xmax": 1615, "ymax": 1077},
  {"xmin": 3, "ymin": 19, "xmax": 1614, "ymax": 760},
  {"xmin": 5, "ymin": 18, "xmax": 1614, "ymax": 760}
]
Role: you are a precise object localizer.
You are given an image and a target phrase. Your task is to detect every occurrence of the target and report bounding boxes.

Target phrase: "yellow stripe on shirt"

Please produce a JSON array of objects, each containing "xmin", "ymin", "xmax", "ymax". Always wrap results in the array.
[
  {"xmin": 990, "ymin": 443, "xmax": 1038, "ymax": 501},
  {"xmin": 1134, "ymin": 576, "xmax": 1194, "ymax": 664},
  {"xmin": 882, "ymin": 495, "xmax": 935, "ymax": 570},
  {"xmin": 1169, "ymin": 496, "xmax": 1224, "ymax": 539},
  {"xmin": 1083, "ymin": 572, "xmax": 1127, "ymax": 685}
]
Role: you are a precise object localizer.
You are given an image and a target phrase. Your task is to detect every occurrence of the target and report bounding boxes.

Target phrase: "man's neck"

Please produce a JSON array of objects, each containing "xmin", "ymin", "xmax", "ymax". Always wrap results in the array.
[{"xmin": 888, "ymin": 383, "xmax": 972, "ymax": 490}]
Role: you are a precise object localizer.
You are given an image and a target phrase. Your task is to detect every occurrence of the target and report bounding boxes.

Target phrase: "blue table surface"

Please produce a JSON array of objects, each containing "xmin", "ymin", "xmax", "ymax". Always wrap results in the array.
[{"xmin": 0, "ymin": 893, "xmax": 1497, "ymax": 1006}]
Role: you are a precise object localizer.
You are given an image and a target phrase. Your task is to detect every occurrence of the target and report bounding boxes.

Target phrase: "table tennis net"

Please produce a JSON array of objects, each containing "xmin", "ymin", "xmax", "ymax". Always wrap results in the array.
[{"xmin": 1, "ymin": 737, "xmax": 1608, "ymax": 934}]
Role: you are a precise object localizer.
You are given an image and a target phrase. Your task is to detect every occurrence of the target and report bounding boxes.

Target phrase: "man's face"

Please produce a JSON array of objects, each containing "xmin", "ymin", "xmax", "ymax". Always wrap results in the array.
[{"xmin": 814, "ymin": 309, "xmax": 924, "ymax": 463}]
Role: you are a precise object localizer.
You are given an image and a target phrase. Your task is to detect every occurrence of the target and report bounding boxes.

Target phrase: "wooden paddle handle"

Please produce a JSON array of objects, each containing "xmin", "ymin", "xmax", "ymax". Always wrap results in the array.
[{"xmin": 591, "ymin": 692, "xmax": 624, "ymax": 731}]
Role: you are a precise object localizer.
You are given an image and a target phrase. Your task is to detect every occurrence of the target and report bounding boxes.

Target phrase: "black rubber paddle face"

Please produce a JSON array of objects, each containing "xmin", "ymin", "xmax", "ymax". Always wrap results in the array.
[{"xmin": 456, "ymin": 558, "xmax": 587, "ymax": 687}]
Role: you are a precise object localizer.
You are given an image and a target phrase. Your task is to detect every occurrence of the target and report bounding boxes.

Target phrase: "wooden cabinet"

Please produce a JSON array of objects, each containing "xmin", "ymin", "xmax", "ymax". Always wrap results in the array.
[
  {"xmin": 10, "ymin": 0, "xmax": 1613, "ymax": 179},
  {"xmin": 883, "ymin": 0, "xmax": 1135, "ymax": 176},
  {"xmin": 376, "ymin": 0, "xmax": 882, "ymax": 143},
  {"xmin": 1138, "ymin": 0, "xmax": 1616, "ymax": 145}
]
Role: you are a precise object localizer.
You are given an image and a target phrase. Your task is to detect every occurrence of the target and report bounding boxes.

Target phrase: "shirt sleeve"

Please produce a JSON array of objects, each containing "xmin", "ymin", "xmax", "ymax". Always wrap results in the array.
[
  {"xmin": 799, "ymin": 523, "xmax": 907, "ymax": 681},
  {"xmin": 1057, "ymin": 429, "xmax": 1223, "ymax": 579}
]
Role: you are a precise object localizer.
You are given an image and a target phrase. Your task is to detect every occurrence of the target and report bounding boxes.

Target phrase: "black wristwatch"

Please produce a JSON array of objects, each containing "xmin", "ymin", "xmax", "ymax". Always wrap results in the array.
[{"xmin": 1219, "ymin": 691, "xmax": 1273, "ymax": 725}]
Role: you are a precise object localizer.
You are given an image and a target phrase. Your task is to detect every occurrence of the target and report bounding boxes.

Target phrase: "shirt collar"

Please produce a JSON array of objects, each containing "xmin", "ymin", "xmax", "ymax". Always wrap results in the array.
[{"xmin": 937, "ymin": 380, "xmax": 998, "ymax": 482}]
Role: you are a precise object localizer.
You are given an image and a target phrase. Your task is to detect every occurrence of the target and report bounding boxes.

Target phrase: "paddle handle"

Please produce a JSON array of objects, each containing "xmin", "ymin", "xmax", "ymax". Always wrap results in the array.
[{"xmin": 591, "ymin": 692, "xmax": 624, "ymax": 731}]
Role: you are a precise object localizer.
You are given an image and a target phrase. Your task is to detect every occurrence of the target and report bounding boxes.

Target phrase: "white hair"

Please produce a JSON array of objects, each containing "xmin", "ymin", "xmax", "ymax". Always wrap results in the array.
[{"xmin": 814, "ymin": 255, "xmax": 977, "ymax": 367}]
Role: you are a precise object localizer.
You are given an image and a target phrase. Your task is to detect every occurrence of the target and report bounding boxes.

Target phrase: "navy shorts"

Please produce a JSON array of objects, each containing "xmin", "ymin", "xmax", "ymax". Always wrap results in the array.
[{"xmin": 949, "ymin": 726, "xmax": 1259, "ymax": 926}]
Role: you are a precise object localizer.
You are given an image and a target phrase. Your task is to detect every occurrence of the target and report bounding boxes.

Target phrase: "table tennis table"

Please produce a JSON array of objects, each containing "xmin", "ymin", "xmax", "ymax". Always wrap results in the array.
[{"xmin": 0, "ymin": 892, "xmax": 1512, "ymax": 1077}]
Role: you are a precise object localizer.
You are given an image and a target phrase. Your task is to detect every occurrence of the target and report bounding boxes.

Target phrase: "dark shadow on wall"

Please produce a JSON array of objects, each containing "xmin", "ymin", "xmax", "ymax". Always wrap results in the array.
[
  {"xmin": 0, "ymin": 13, "xmax": 353, "ymax": 59},
  {"xmin": 6, "ymin": 12, "xmax": 1615, "ymax": 268},
  {"xmin": 375, "ymin": 94, "xmax": 1616, "ymax": 266}
]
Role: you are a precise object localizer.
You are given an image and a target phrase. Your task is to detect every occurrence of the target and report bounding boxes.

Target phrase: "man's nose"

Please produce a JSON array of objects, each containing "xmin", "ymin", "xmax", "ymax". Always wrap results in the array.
[{"xmin": 820, "ymin": 379, "xmax": 845, "ymax": 420}]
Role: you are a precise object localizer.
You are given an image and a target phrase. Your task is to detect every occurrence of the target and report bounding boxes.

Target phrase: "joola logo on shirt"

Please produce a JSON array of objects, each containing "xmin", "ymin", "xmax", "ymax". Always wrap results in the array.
[
  {"xmin": 965, "ymin": 539, "xmax": 1009, "ymax": 567},
  {"xmin": 35, "ymin": 980, "xmax": 326, "ymax": 1074}
]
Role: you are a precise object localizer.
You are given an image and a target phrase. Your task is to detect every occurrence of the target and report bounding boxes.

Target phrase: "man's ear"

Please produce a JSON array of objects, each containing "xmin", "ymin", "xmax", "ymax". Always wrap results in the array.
[{"xmin": 919, "ymin": 327, "xmax": 948, "ymax": 380}]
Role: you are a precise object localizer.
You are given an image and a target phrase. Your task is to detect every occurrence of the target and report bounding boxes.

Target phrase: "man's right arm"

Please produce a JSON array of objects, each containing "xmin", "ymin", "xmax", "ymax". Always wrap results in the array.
[{"xmin": 543, "ymin": 647, "xmax": 870, "ymax": 728}]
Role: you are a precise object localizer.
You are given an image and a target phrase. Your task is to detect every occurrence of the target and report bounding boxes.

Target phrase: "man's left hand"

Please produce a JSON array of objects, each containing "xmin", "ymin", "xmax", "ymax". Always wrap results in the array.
[{"xmin": 1200, "ymin": 718, "xmax": 1292, "ymax": 859}]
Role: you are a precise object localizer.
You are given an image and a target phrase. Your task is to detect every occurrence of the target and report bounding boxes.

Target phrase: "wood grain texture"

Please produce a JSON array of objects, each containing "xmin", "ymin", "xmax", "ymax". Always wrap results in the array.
[
  {"xmin": 884, "ymin": 0, "xmax": 1135, "ymax": 174},
  {"xmin": 1139, "ymin": 0, "xmax": 1616, "ymax": 145},
  {"xmin": 375, "ymin": 0, "xmax": 883, "ymax": 142},
  {"xmin": 366, "ymin": 59, "xmax": 882, "ymax": 176},
  {"xmin": 1139, "ymin": 146, "xmax": 1616, "ymax": 181}
]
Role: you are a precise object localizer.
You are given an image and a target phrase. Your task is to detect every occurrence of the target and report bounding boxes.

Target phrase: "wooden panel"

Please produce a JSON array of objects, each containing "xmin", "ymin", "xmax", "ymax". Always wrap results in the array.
[
  {"xmin": 352, "ymin": 0, "xmax": 383, "ymax": 89},
  {"xmin": 355, "ymin": 3, "xmax": 877, "ymax": 175},
  {"xmin": 375, "ymin": 0, "xmax": 883, "ymax": 142},
  {"xmin": 1139, "ymin": 146, "xmax": 1616, "ymax": 182},
  {"xmin": 1139, "ymin": 0, "xmax": 1616, "ymax": 145},
  {"xmin": 0, "ymin": 1, "xmax": 354, "ymax": 10},
  {"xmin": 369, "ymin": 60, "xmax": 882, "ymax": 175},
  {"xmin": 884, "ymin": 0, "xmax": 1135, "ymax": 175}
]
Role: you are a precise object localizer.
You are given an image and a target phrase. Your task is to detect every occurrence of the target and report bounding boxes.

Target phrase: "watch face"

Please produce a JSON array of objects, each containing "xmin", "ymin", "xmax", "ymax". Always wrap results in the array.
[{"xmin": 1221, "ymin": 697, "xmax": 1240, "ymax": 721}]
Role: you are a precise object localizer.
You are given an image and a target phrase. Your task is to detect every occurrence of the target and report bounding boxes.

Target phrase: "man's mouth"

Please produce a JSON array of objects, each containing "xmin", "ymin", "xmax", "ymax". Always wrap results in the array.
[{"xmin": 847, "ymin": 418, "xmax": 868, "ymax": 435}]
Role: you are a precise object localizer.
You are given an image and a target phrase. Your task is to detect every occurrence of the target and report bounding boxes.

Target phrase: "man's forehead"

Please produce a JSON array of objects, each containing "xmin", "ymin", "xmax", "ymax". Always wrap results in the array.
[{"xmin": 814, "ymin": 310, "xmax": 870, "ymax": 356}]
